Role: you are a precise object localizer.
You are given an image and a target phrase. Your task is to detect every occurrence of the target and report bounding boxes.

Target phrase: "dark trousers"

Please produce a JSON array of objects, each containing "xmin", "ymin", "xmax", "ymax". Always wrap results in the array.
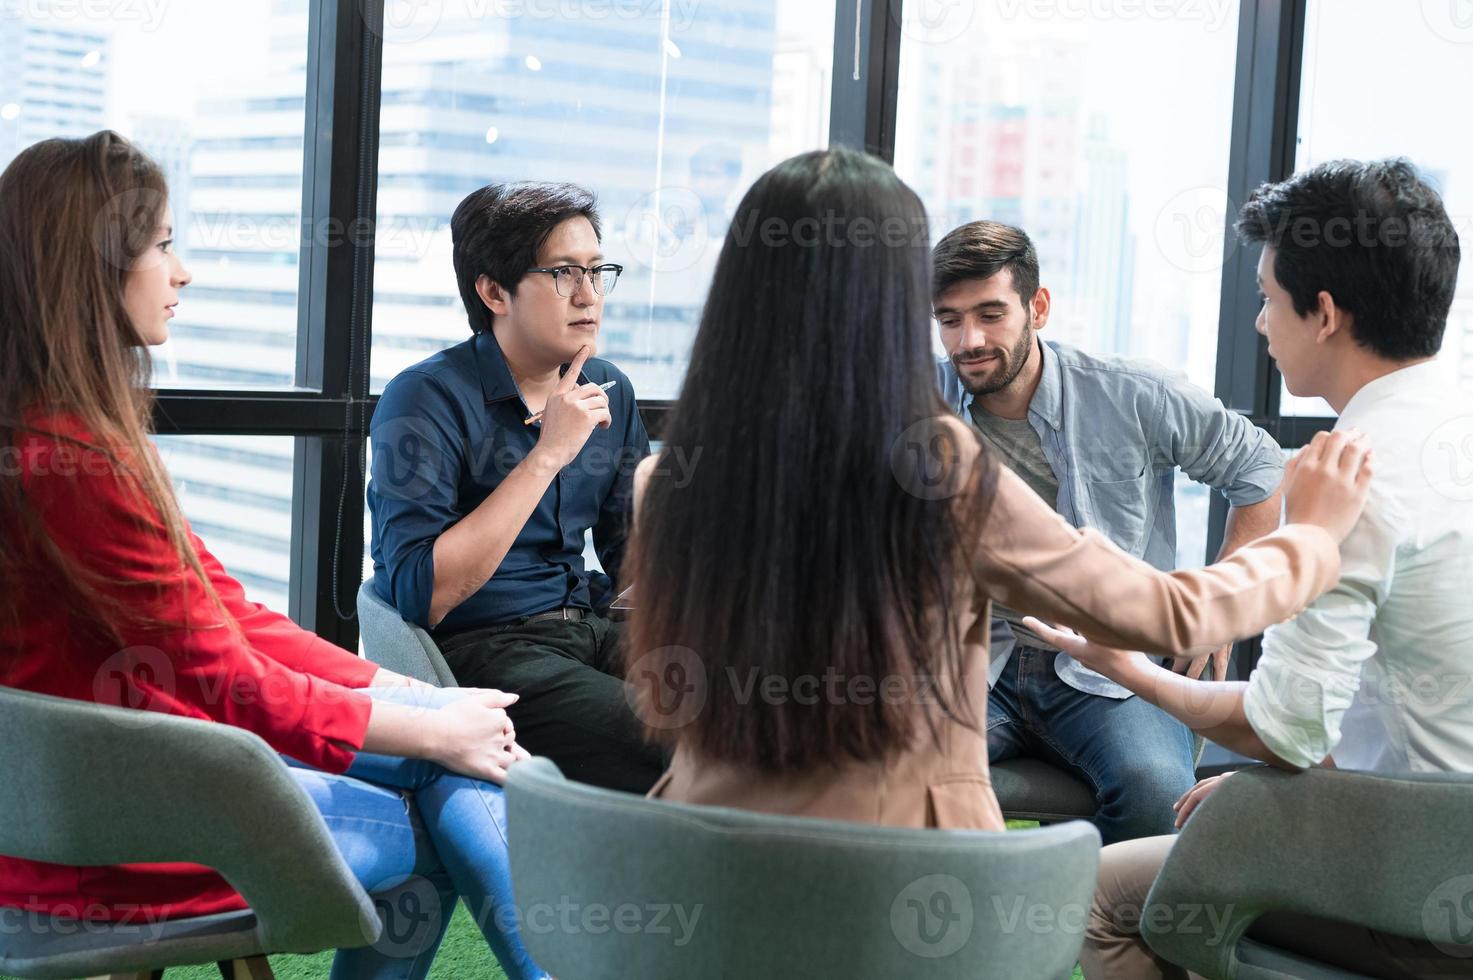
[{"xmin": 438, "ymin": 614, "xmax": 667, "ymax": 795}]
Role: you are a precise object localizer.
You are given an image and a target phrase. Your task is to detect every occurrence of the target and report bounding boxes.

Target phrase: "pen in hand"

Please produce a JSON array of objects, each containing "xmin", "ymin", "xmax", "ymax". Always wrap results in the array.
[{"xmin": 524, "ymin": 380, "xmax": 618, "ymax": 426}]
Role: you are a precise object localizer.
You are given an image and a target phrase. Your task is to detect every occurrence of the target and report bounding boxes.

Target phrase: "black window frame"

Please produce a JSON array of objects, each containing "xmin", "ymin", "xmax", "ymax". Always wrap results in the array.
[{"xmin": 150, "ymin": 0, "xmax": 1321, "ymax": 654}]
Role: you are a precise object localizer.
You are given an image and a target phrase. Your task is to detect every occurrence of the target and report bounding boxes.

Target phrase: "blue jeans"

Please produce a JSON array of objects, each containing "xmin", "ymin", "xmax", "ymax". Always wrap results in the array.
[
  {"xmin": 286, "ymin": 686, "xmax": 545, "ymax": 980},
  {"xmin": 987, "ymin": 646, "xmax": 1196, "ymax": 845}
]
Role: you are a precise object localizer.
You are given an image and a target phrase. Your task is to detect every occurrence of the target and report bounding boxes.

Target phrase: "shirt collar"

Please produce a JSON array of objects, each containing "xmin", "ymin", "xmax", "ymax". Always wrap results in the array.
[
  {"xmin": 1336, "ymin": 359, "xmax": 1444, "ymax": 428},
  {"xmin": 1029, "ymin": 340, "xmax": 1064, "ymax": 431},
  {"xmin": 474, "ymin": 330, "xmax": 521, "ymax": 404}
]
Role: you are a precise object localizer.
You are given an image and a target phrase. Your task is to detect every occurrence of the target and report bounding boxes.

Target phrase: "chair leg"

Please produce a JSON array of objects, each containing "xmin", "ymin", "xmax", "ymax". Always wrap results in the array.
[{"xmin": 217, "ymin": 957, "xmax": 275, "ymax": 980}]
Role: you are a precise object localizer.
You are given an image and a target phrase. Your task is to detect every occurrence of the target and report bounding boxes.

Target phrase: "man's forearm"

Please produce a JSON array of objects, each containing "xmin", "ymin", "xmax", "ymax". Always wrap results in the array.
[
  {"xmin": 428, "ymin": 448, "xmax": 563, "ymax": 627},
  {"xmin": 1103, "ymin": 654, "xmax": 1300, "ymax": 769},
  {"xmin": 1216, "ymin": 489, "xmax": 1283, "ymax": 561}
]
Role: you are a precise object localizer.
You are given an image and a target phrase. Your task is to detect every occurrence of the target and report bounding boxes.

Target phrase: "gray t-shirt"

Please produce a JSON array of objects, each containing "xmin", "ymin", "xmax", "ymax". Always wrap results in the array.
[{"xmin": 969, "ymin": 401, "xmax": 1061, "ymax": 652}]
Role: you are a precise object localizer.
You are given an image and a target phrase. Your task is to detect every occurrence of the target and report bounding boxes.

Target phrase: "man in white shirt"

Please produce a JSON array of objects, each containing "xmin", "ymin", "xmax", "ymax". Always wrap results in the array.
[{"xmin": 1024, "ymin": 158, "xmax": 1472, "ymax": 978}]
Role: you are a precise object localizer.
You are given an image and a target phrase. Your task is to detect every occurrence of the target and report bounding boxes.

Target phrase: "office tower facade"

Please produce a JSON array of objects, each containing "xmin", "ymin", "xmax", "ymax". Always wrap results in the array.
[
  {"xmin": 0, "ymin": 15, "xmax": 107, "ymax": 169},
  {"xmin": 147, "ymin": 0, "xmax": 828, "ymax": 609}
]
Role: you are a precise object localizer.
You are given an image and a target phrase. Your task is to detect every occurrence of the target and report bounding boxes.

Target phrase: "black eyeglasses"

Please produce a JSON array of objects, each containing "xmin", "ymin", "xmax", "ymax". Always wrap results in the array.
[{"xmin": 526, "ymin": 263, "xmax": 624, "ymax": 298}]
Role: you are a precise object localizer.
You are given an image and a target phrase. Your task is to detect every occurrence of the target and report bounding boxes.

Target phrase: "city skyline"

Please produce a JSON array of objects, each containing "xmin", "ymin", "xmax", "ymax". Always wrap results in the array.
[{"xmin": 2, "ymin": 0, "xmax": 1469, "ymax": 611}]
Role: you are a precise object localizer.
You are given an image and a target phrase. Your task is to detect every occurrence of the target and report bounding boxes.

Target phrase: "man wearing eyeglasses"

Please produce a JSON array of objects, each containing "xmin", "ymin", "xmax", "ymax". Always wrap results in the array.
[{"xmin": 367, "ymin": 182, "xmax": 665, "ymax": 793}]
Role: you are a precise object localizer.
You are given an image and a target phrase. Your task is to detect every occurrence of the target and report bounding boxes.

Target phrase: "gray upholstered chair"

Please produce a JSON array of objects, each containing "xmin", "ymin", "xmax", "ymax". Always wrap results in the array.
[
  {"xmin": 992, "ymin": 757, "xmax": 1099, "ymax": 823},
  {"xmin": 1142, "ymin": 766, "xmax": 1473, "ymax": 979},
  {"xmin": 0, "ymin": 685, "xmax": 379, "ymax": 979},
  {"xmin": 994, "ymin": 736, "xmax": 1207, "ymax": 824},
  {"xmin": 357, "ymin": 574, "xmax": 457, "ymax": 688},
  {"xmin": 506, "ymin": 756, "xmax": 1101, "ymax": 979}
]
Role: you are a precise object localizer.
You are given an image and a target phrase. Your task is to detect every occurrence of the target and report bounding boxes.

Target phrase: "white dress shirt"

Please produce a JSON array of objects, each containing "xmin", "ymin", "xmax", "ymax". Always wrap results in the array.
[{"xmin": 1243, "ymin": 360, "xmax": 1473, "ymax": 772}]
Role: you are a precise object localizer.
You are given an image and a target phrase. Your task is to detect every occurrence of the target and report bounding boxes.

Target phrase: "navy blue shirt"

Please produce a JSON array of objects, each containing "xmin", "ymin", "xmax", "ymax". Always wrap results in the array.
[{"xmin": 367, "ymin": 331, "xmax": 649, "ymax": 633}]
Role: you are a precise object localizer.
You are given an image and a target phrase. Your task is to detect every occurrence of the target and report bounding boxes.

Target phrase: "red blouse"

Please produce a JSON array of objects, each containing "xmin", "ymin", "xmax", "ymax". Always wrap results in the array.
[{"xmin": 0, "ymin": 418, "xmax": 378, "ymax": 921}]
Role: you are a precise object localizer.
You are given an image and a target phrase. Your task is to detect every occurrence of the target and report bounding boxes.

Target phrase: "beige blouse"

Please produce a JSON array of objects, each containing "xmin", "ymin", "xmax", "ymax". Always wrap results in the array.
[{"xmin": 643, "ymin": 440, "xmax": 1342, "ymax": 833}]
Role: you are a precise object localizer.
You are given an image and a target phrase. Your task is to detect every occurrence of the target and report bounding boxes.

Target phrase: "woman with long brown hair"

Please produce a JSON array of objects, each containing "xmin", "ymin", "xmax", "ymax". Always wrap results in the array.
[
  {"xmin": 0, "ymin": 132, "xmax": 546, "ymax": 979},
  {"xmin": 626, "ymin": 148, "xmax": 1372, "ymax": 829}
]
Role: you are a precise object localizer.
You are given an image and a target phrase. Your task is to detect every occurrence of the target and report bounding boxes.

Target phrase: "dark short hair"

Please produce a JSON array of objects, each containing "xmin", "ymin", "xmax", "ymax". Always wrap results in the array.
[
  {"xmin": 931, "ymin": 220, "xmax": 1040, "ymax": 305},
  {"xmin": 1236, "ymin": 159, "xmax": 1461, "ymax": 361},
  {"xmin": 450, "ymin": 182, "xmax": 602, "ymax": 334}
]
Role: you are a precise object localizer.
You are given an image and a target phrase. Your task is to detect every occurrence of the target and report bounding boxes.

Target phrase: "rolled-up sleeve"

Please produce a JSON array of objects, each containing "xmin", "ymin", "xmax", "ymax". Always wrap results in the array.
[
  {"xmin": 1155, "ymin": 372, "xmax": 1284, "ymax": 507},
  {"xmin": 368, "ymin": 371, "xmax": 467, "ymax": 628},
  {"xmin": 1243, "ymin": 488, "xmax": 1400, "ymax": 767}
]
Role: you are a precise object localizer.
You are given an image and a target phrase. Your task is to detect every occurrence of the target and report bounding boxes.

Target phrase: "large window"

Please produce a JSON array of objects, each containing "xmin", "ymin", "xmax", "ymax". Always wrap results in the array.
[
  {"xmin": 156, "ymin": 436, "xmax": 296, "ymax": 613},
  {"xmin": 0, "ymin": 1, "xmax": 311, "ymax": 390},
  {"xmin": 11, "ymin": 0, "xmax": 1439, "ymax": 651},
  {"xmin": 368, "ymin": 0, "xmax": 838, "ymax": 399},
  {"xmin": 893, "ymin": 3, "xmax": 1241, "ymax": 565},
  {"xmin": 2, "ymin": 2, "xmax": 308, "ymax": 624},
  {"xmin": 894, "ymin": 1, "xmax": 1241, "ymax": 391},
  {"xmin": 1281, "ymin": 0, "xmax": 1473, "ymax": 415}
]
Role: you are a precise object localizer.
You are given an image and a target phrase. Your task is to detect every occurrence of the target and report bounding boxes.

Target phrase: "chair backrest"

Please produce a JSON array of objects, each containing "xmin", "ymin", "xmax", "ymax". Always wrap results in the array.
[
  {"xmin": 1144, "ymin": 767, "xmax": 1473, "ymax": 979},
  {"xmin": 0, "ymin": 685, "xmax": 378, "ymax": 954},
  {"xmin": 357, "ymin": 576, "xmax": 458, "ymax": 688},
  {"xmin": 507, "ymin": 757, "xmax": 1100, "ymax": 980}
]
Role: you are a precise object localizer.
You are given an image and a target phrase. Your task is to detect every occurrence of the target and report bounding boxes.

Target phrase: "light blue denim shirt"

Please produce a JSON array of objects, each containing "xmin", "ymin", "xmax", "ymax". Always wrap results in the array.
[{"xmin": 939, "ymin": 340, "xmax": 1285, "ymax": 698}]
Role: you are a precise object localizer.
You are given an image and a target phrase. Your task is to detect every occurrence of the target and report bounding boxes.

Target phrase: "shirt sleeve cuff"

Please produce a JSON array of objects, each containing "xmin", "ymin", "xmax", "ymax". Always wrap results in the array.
[
  {"xmin": 1243, "ymin": 666, "xmax": 1326, "ymax": 769},
  {"xmin": 289, "ymin": 682, "xmax": 374, "ymax": 773},
  {"xmin": 308, "ymin": 636, "xmax": 381, "ymax": 687},
  {"xmin": 1222, "ymin": 467, "xmax": 1285, "ymax": 508}
]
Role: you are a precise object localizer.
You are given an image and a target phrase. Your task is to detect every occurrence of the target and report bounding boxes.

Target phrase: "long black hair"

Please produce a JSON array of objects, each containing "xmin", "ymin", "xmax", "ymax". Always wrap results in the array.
[{"xmin": 626, "ymin": 149, "xmax": 998, "ymax": 772}]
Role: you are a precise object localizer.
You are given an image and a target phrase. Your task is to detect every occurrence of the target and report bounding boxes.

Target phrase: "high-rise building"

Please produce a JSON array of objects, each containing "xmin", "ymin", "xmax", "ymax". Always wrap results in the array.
[
  {"xmin": 367, "ymin": 1, "xmax": 782, "ymax": 398},
  {"xmin": 0, "ymin": 16, "xmax": 107, "ymax": 169},
  {"xmin": 129, "ymin": 114, "xmax": 193, "ymax": 245},
  {"xmin": 148, "ymin": 0, "xmax": 820, "ymax": 608},
  {"xmin": 895, "ymin": 35, "xmax": 1136, "ymax": 355}
]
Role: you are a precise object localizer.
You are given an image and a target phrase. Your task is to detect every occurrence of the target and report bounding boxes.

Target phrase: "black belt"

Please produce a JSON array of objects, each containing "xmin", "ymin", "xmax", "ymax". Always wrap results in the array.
[{"xmin": 521, "ymin": 607, "xmax": 587, "ymax": 624}]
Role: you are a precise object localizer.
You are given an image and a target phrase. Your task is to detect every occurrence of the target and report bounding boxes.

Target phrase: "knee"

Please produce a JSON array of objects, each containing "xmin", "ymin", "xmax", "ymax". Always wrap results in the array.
[
  {"xmin": 1098, "ymin": 762, "xmax": 1194, "ymax": 838},
  {"xmin": 1086, "ymin": 838, "xmax": 1175, "ymax": 944},
  {"xmin": 1086, "ymin": 891, "xmax": 1144, "ymax": 947}
]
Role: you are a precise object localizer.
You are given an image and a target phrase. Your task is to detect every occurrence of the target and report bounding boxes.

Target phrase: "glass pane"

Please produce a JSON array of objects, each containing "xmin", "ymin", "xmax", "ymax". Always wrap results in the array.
[
  {"xmin": 1283, "ymin": 0, "xmax": 1473, "ymax": 415},
  {"xmin": 156, "ymin": 435, "xmax": 296, "ymax": 615},
  {"xmin": 369, "ymin": 0, "xmax": 838, "ymax": 398},
  {"xmin": 1174, "ymin": 470, "xmax": 1213, "ymax": 569},
  {"xmin": 894, "ymin": 2, "xmax": 1241, "ymax": 391},
  {"xmin": 0, "ymin": 2, "xmax": 309, "ymax": 389}
]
